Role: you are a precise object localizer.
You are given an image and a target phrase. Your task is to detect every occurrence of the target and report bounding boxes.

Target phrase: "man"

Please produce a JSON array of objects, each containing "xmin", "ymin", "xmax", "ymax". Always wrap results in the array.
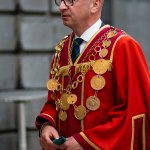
[{"xmin": 36, "ymin": 0, "xmax": 150, "ymax": 149}]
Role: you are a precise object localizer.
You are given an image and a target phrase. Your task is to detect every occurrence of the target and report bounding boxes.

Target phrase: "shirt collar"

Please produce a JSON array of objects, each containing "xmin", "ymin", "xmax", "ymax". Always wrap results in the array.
[{"xmin": 75, "ymin": 19, "xmax": 102, "ymax": 42}]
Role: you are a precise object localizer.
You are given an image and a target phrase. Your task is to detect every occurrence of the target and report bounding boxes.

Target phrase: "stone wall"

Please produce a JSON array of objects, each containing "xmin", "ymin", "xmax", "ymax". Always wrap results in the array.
[
  {"xmin": 0, "ymin": 0, "xmax": 70, "ymax": 150},
  {"xmin": 112, "ymin": 0, "xmax": 150, "ymax": 67},
  {"xmin": 0, "ymin": 0, "xmax": 149, "ymax": 150}
]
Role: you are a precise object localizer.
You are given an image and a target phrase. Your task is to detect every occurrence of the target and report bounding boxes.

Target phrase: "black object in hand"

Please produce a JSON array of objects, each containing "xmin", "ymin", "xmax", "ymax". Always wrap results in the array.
[{"xmin": 52, "ymin": 136, "xmax": 66, "ymax": 145}]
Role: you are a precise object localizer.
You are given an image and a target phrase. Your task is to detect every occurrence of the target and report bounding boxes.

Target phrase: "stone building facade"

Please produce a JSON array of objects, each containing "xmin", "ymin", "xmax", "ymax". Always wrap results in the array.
[{"xmin": 0, "ymin": 0, "xmax": 149, "ymax": 150}]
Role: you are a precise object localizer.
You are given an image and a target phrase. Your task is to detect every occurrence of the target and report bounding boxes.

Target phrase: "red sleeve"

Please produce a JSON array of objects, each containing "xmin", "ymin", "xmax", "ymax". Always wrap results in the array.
[
  {"xmin": 73, "ymin": 35, "xmax": 150, "ymax": 150},
  {"xmin": 35, "ymin": 56, "xmax": 58, "ymax": 129}
]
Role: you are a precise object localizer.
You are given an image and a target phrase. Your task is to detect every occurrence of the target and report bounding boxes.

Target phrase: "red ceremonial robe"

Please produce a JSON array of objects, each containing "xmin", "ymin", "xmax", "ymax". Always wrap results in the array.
[{"xmin": 36, "ymin": 25, "xmax": 150, "ymax": 150}]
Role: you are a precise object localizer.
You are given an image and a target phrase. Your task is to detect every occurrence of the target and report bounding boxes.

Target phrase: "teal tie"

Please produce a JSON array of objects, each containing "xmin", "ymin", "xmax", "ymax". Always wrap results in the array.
[{"xmin": 72, "ymin": 38, "xmax": 83, "ymax": 63}]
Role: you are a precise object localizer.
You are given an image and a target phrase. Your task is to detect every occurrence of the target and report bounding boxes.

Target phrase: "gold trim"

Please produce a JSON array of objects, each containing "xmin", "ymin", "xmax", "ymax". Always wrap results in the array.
[
  {"xmin": 68, "ymin": 34, "xmax": 73, "ymax": 65},
  {"xmin": 58, "ymin": 28, "xmax": 127, "ymax": 77},
  {"xmin": 74, "ymin": 25, "xmax": 110, "ymax": 65},
  {"xmin": 41, "ymin": 113, "xmax": 56, "ymax": 125},
  {"xmin": 81, "ymin": 75, "xmax": 85, "ymax": 131},
  {"xmin": 130, "ymin": 114, "xmax": 146, "ymax": 150},
  {"xmin": 80, "ymin": 132, "xmax": 101, "ymax": 150},
  {"xmin": 110, "ymin": 35, "xmax": 127, "ymax": 63}
]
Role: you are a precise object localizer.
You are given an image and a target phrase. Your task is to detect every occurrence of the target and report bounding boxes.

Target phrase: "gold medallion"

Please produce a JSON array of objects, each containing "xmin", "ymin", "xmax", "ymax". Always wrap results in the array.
[
  {"xmin": 93, "ymin": 59, "xmax": 108, "ymax": 75},
  {"xmin": 107, "ymin": 30, "xmax": 117, "ymax": 39},
  {"xmin": 99, "ymin": 48, "xmax": 108, "ymax": 58},
  {"xmin": 58, "ymin": 110, "xmax": 67, "ymax": 121},
  {"xmin": 74, "ymin": 105, "xmax": 86, "ymax": 120},
  {"xmin": 60, "ymin": 93, "xmax": 70, "ymax": 110},
  {"xmin": 67, "ymin": 94, "xmax": 77, "ymax": 105},
  {"xmin": 90, "ymin": 75, "xmax": 105, "ymax": 90},
  {"xmin": 86, "ymin": 96, "xmax": 100, "ymax": 111},
  {"xmin": 102, "ymin": 39, "xmax": 111, "ymax": 48},
  {"xmin": 47, "ymin": 79, "xmax": 58, "ymax": 91}
]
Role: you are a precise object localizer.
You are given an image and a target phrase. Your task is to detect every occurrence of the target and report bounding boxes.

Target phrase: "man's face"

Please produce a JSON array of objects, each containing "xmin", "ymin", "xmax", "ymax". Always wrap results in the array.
[{"xmin": 59, "ymin": 0, "xmax": 93, "ymax": 30}]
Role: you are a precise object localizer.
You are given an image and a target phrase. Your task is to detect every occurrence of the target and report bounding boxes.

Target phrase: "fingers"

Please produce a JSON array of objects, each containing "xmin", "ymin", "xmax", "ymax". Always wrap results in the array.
[
  {"xmin": 42, "ymin": 125, "xmax": 60, "ymax": 139},
  {"xmin": 59, "ymin": 140, "xmax": 67, "ymax": 150},
  {"xmin": 59, "ymin": 145, "xmax": 66, "ymax": 150},
  {"xmin": 40, "ymin": 136, "xmax": 59, "ymax": 150},
  {"xmin": 52, "ymin": 129, "xmax": 60, "ymax": 139},
  {"xmin": 59, "ymin": 137, "xmax": 84, "ymax": 150},
  {"xmin": 40, "ymin": 124, "xmax": 60, "ymax": 150},
  {"xmin": 40, "ymin": 133, "xmax": 51, "ymax": 148}
]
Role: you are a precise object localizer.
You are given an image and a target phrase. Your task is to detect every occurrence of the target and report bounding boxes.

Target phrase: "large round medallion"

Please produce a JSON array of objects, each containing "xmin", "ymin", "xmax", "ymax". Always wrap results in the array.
[
  {"xmin": 93, "ymin": 59, "xmax": 108, "ymax": 75},
  {"xmin": 58, "ymin": 110, "xmax": 67, "ymax": 121},
  {"xmin": 99, "ymin": 48, "xmax": 108, "ymax": 58},
  {"xmin": 86, "ymin": 96, "xmax": 100, "ymax": 111},
  {"xmin": 74, "ymin": 105, "xmax": 86, "ymax": 120},
  {"xmin": 47, "ymin": 79, "xmax": 58, "ymax": 91},
  {"xmin": 67, "ymin": 94, "xmax": 77, "ymax": 105},
  {"xmin": 102, "ymin": 39, "xmax": 111, "ymax": 48},
  {"xmin": 60, "ymin": 93, "xmax": 70, "ymax": 110},
  {"xmin": 90, "ymin": 75, "xmax": 105, "ymax": 90}
]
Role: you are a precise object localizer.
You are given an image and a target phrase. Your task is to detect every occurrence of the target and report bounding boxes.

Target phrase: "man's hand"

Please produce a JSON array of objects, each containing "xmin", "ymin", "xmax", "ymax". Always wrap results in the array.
[
  {"xmin": 40, "ymin": 124, "xmax": 60, "ymax": 150},
  {"xmin": 59, "ymin": 136, "xmax": 84, "ymax": 150}
]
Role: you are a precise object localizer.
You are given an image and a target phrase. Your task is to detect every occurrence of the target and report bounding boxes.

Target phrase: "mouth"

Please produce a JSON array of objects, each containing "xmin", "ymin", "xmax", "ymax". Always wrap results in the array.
[{"xmin": 61, "ymin": 14, "xmax": 70, "ymax": 20}]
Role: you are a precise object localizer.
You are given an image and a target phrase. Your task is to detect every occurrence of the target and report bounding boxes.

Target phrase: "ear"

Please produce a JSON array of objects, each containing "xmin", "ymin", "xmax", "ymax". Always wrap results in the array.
[{"xmin": 91, "ymin": 0, "xmax": 101, "ymax": 14}]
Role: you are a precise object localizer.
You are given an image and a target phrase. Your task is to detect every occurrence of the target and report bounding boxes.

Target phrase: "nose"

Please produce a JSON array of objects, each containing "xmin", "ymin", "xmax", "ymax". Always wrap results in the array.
[{"xmin": 59, "ymin": 1, "xmax": 67, "ymax": 11}]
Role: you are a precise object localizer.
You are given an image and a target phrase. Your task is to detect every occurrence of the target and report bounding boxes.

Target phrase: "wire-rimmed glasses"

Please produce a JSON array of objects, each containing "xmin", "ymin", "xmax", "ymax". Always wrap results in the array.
[{"xmin": 55, "ymin": 0, "xmax": 74, "ymax": 7}]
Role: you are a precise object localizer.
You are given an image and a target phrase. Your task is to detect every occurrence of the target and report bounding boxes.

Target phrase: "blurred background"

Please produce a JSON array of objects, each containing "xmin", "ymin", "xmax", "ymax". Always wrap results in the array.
[{"xmin": 0, "ymin": 0, "xmax": 149, "ymax": 150}]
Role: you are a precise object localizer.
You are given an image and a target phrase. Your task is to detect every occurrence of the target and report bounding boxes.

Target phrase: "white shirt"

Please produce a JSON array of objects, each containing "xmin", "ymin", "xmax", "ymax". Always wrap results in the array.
[{"xmin": 75, "ymin": 19, "xmax": 102, "ymax": 53}]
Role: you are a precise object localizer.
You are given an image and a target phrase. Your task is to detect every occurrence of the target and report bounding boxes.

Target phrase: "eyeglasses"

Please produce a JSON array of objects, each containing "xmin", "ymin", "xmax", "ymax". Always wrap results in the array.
[{"xmin": 55, "ymin": 0, "xmax": 74, "ymax": 7}]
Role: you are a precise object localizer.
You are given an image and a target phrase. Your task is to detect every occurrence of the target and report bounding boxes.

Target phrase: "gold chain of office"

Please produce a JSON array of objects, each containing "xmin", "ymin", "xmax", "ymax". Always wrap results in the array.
[{"xmin": 47, "ymin": 27, "xmax": 118, "ymax": 121}]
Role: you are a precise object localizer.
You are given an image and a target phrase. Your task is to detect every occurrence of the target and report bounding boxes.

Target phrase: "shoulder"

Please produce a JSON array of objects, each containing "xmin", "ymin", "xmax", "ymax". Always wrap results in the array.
[
  {"xmin": 115, "ymin": 33, "xmax": 141, "ymax": 51},
  {"xmin": 110, "ymin": 26, "xmax": 144, "ymax": 62},
  {"xmin": 54, "ymin": 35, "xmax": 70, "ymax": 53},
  {"xmin": 110, "ymin": 26, "xmax": 140, "ymax": 47}
]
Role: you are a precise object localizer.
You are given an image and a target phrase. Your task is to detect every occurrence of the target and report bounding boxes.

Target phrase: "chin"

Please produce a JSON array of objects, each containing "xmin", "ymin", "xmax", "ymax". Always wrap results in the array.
[{"xmin": 63, "ymin": 22, "xmax": 72, "ymax": 29}]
